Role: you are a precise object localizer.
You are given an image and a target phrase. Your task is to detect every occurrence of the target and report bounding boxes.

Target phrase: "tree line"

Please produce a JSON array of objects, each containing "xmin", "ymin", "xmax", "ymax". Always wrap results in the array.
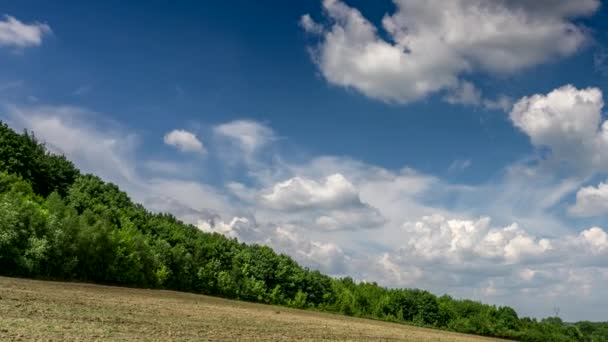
[{"xmin": 0, "ymin": 121, "xmax": 606, "ymax": 342}]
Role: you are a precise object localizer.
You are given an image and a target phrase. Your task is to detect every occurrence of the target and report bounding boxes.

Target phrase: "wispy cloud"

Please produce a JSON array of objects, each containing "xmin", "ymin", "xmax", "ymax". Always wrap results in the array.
[
  {"xmin": 594, "ymin": 48, "xmax": 608, "ymax": 76},
  {"xmin": 448, "ymin": 159, "xmax": 472, "ymax": 172}
]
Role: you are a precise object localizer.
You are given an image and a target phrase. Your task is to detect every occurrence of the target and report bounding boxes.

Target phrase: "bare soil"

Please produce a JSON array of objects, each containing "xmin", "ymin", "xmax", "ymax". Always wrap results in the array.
[{"xmin": 0, "ymin": 276, "xmax": 507, "ymax": 341}]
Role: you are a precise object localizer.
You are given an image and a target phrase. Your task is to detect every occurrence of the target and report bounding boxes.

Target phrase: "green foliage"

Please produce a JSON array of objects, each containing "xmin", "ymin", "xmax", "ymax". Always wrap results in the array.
[
  {"xmin": 0, "ymin": 121, "xmax": 604, "ymax": 341},
  {"xmin": 290, "ymin": 290, "xmax": 308, "ymax": 309},
  {"xmin": 0, "ymin": 123, "xmax": 79, "ymax": 197}
]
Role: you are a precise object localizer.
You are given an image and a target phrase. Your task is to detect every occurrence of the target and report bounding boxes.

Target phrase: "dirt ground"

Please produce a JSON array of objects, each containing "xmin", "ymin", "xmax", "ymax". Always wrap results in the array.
[{"xmin": 0, "ymin": 276, "xmax": 507, "ymax": 341}]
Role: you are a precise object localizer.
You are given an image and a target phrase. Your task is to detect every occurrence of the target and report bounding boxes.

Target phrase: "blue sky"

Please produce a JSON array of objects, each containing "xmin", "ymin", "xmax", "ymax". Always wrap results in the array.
[{"xmin": 1, "ymin": 0, "xmax": 608, "ymax": 321}]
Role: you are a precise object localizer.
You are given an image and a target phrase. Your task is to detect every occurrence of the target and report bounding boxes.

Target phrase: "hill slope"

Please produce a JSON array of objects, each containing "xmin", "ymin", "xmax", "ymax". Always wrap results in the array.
[{"xmin": 1, "ymin": 122, "xmax": 607, "ymax": 341}]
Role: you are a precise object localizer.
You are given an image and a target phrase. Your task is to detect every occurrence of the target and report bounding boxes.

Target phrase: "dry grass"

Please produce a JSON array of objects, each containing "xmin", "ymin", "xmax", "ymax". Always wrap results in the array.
[{"xmin": 0, "ymin": 276, "xmax": 507, "ymax": 341}]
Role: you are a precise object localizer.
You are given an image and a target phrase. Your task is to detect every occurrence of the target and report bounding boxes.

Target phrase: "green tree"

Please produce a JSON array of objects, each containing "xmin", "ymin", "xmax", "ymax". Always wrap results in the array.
[{"xmin": 0, "ymin": 123, "xmax": 78, "ymax": 197}]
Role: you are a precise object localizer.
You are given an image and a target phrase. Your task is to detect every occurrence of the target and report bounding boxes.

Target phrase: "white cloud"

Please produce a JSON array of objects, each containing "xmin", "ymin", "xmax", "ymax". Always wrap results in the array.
[
  {"xmin": 214, "ymin": 120, "xmax": 275, "ymax": 154},
  {"xmin": 578, "ymin": 227, "xmax": 608, "ymax": 254},
  {"xmin": 569, "ymin": 182, "xmax": 608, "ymax": 217},
  {"xmin": 401, "ymin": 215, "xmax": 552, "ymax": 264},
  {"xmin": 300, "ymin": 14, "xmax": 323, "ymax": 35},
  {"xmin": 0, "ymin": 15, "xmax": 51, "ymax": 48},
  {"xmin": 510, "ymin": 85, "xmax": 608, "ymax": 219},
  {"xmin": 262, "ymin": 173, "xmax": 358, "ymax": 210},
  {"xmin": 260, "ymin": 173, "xmax": 386, "ymax": 231},
  {"xmin": 510, "ymin": 85, "xmax": 606, "ymax": 172},
  {"xmin": 301, "ymin": 0, "xmax": 597, "ymax": 103},
  {"xmin": 164, "ymin": 129, "xmax": 206, "ymax": 154},
  {"xmin": 507, "ymin": 0, "xmax": 600, "ymax": 17}
]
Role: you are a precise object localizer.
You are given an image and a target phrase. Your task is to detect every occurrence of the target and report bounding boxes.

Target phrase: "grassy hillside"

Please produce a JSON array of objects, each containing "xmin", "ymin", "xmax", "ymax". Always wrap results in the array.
[
  {"xmin": 0, "ymin": 276, "xmax": 508, "ymax": 341},
  {"xmin": 1, "ymin": 122, "xmax": 607, "ymax": 341}
]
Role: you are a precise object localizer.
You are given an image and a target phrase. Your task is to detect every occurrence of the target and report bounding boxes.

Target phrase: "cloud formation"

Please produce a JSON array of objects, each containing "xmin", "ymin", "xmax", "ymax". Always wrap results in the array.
[
  {"xmin": 510, "ymin": 85, "xmax": 606, "ymax": 172},
  {"xmin": 301, "ymin": 0, "xmax": 598, "ymax": 103},
  {"xmin": 214, "ymin": 120, "xmax": 275, "ymax": 154},
  {"xmin": 164, "ymin": 129, "xmax": 206, "ymax": 154},
  {"xmin": 256, "ymin": 174, "xmax": 386, "ymax": 231},
  {"xmin": 569, "ymin": 182, "xmax": 608, "ymax": 217},
  {"xmin": 402, "ymin": 215, "xmax": 552, "ymax": 264},
  {"xmin": 0, "ymin": 15, "xmax": 51, "ymax": 48},
  {"xmin": 263, "ymin": 173, "xmax": 358, "ymax": 210}
]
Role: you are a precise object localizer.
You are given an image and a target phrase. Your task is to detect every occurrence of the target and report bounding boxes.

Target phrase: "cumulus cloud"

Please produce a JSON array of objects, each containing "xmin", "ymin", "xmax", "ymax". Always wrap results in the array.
[
  {"xmin": 401, "ymin": 215, "xmax": 552, "ymax": 264},
  {"xmin": 0, "ymin": 15, "xmax": 51, "ymax": 48},
  {"xmin": 262, "ymin": 173, "xmax": 359, "ymax": 210},
  {"xmin": 511, "ymin": 85, "xmax": 608, "ymax": 220},
  {"xmin": 301, "ymin": 0, "xmax": 597, "ymax": 103},
  {"xmin": 510, "ymin": 85, "xmax": 607, "ymax": 171},
  {"xmin": 260, "ymin": 173, "xmax": 385, "ymax": 230},
  {"xmin": 377, "ymin": 215, "xmax": 608, "ymax": 310},
  {"xmin": 576, "ymin": 227, "xmax": 608, "ymax": 254},
  {"xmin": 163, "ymin": 129, "xmax": 206, "ymax": 154},
  {"xmin": 569, "ymin": 182, "xmax": 608, "ymax": 217}
]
